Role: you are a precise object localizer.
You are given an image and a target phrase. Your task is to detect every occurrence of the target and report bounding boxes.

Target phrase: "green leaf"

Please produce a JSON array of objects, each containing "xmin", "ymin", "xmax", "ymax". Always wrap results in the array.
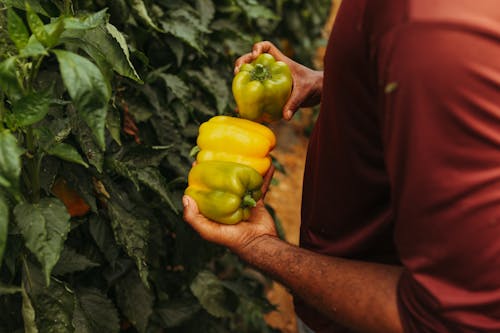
[
  {"xmin": 135, "ymin": 167, "xmax": 179, "ymax": 214},
  {"xmin": 63, "ymin": 23, "xmax": 142, "ymax": 82},
  {"xmin": 25, "ymin": 267, "xmax": 75, "ymax": 333},
  {"xmin": 161, "ymin": 10, "xmax": 205, "ymax": 54},
  {"xmin": 116, "ymin": 144, "xmax": 172, "ymax": 168},
  {"xmin": 72, "ymin": 115, "xmax": 104, "ymax": 172},
  {"xmin": 158, "ymin": 73, "xmax": 190, "ymax": 101},
  {"xmin": 35, "ymin": 118, "xmax": 72, "ymax": 150},
  {"xmin": 2, "ymin": 0, "xmax": 49, "ymax": 16},
  {"xmin": 0, "ymin": 130, "xmax": 24, "ymax": 198},
  {"xmin": 187, "ymin": 67, "xmax": 230, "ymax": 114},
  {"xmin": 7, "ymin": 7, "xmax": 29, "ymax": 50},
  {"xmin": 47, "ymin": 143, "xmax": 89, "ymax": 168},
  {"xmin": 26, "ymin": 3, "xmax": 49, "ymax": 46},
  {"xmin": 190, "ymin": 270, "xmax": 239, "ymax": 318},
  {"xmin": 19, "ymin": 35, "xmax": 48, "ymax": 58},
  {"xmin": 157, "ymin": 298, "xmax": 201, "ymax": 327},
  {"xmin": 73, "ymin": 288, "xmax": 120, "ymax": 333},
  {"xmin": 52, "ymin": 246, "xmax": 99, "ymax": 275},
  {"xmin": 107, "ymin": 201, "xmax": 149, "ymax": 286},
  {"xmin": 89, "ymin": 215, "xmax": 120, "ymax": 264},
  {"xmin": 115, "ymin": 270, "xmax": 153, "ymax": 333},
  {"xmin": 106, "ymin": 105, "xmax": 122, "ymax": 145},
  {"xmin": 11, "ymin": 89, "xmax": 51, "ymax": 126},
  {"xmin": 107, "ymin": 158, "xmax": 178, "ymax": 213},
  {"xmin": 0, "ymin": 193, "xmax": 8, "ymax": 266},
  {"xmin": 44, "ymin": 16, "xmax": 65, "ymax": 48},
  {"xmin": 129, "ymin": 0, "xmax": 163, "ymax": 32},
  {"xmin": 0, "ymin": 56, "xmax": 23, "ymax": 101},
  {"xmin": 236, "ymin": 0, "xmax": 279, "ymax": 20},
  {"xmin": 166, "ymin": 37, "xmax": 184, "ymax": 67},
  {"xmin": 105, "ymin": 23, "xmax": 142, "ymax": 82},
  {"xmin": 196, "ymin": 0, "xmax": 215, "ymax": 28},
  {"xmin": 63, "ymin": 9, "xmax": 108, "ymax": 30},
  {"xmin": 21, "ymin": 283, "xmax": 38, "ymax": 333},
  {"xmin": 172, "ymin": 100, "xmax": 190, "ymax": 127},
  {"xmin": 53, "ymin": 49, "xmax": 110, "ymax": 150},
  {"xmin": 14, "ymin": 198, "xmax": 71, "ymax": 284}
]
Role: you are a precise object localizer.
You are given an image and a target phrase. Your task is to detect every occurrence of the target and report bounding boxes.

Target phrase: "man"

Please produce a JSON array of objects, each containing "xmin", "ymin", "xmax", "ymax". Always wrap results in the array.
[{"xmin": 183, "ymin": 1, "xmax": 500, "ymax": 332}]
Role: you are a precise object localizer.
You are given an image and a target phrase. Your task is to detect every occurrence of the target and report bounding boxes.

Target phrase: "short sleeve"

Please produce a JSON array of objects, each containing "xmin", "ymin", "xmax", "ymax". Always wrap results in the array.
[{"xmin": 377, "ymin": 22, "xmax": 500, "ymax": 332}]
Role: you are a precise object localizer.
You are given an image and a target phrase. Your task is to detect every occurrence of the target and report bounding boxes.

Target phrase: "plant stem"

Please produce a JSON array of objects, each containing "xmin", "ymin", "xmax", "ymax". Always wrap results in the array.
[
  {"xmin": 24, "ymin": 56, "xmax": 44, "ymax": 203},
  {"xmin": 25, "ymin": 127, "xmax": 40, "ymax": 202},
  {"xmin": 22, "ymin": 255, "xmax": 34, "ymax": 290},
  {"xmin": 64, "ymin": 0, "xmax": 72, "ymax": 15},
  {"xmin": 29, "ymin": 56, "xmax": 44, "ymax": 90}
]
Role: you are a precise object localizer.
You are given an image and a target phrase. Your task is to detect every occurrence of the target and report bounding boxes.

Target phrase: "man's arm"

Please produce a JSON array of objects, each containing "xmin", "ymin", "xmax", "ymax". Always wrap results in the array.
[{"xmin": 182, "ymin": 195, "xmax": 404, "ymax": 333}]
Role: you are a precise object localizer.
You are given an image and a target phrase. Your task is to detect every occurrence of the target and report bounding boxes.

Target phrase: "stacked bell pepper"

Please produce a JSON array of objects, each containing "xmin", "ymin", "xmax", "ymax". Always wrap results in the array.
[{"xmin": 185, "ymin": 53, "xmax": 291, "ymax": 224}]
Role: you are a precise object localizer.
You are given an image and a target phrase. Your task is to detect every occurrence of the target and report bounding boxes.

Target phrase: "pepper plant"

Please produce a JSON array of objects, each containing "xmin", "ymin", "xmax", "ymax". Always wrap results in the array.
[{"xmin": 0, "ymin": 0, "xmax": 330, "ymax": 332}]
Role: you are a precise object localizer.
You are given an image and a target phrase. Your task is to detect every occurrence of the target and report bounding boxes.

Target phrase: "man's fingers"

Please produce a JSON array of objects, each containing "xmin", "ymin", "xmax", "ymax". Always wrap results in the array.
[
  {"xmin": 182, "ymin": 195, "xmax": 224, "ymax": 243},
  {"xmin": 234, "ymin": 53, "xmax": 254, "ymax": 74},
  {"xmin": 235, "ymin": 41, "xmax": 287, "ymax": 74},
  {"xmin": 282, "ymin": 90, "xmax": 301, "ymax": 120},
  {"xmin": 261, "ymin": 165, "xmax": 275, "ymax": 199}
]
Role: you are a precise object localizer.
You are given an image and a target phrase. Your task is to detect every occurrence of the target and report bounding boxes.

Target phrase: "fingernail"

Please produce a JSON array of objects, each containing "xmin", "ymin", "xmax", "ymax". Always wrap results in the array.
[
  {"xmin": 182, "ymin": 196, "xmax": 189, "ymax": 207},
  {"xmin": 285, "ymin": 110, "xmax": 293, "ymax": 119}
]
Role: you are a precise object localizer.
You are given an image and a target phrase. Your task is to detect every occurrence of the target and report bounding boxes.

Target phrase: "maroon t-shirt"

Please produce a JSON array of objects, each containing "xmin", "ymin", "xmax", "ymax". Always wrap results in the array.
[{"xmin": 296, "ymin": 1, "xmax": 500, "ymax": 332}]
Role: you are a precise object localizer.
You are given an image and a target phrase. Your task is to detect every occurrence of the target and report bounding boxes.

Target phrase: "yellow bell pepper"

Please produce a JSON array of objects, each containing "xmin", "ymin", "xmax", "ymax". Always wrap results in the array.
[
  {"xmin": 194, "ymin": 116, "xmax": 276, "ymax": 175},
  {"xmin": 185, "ymin": 161, "xmax": 263, "ymax": 224}
]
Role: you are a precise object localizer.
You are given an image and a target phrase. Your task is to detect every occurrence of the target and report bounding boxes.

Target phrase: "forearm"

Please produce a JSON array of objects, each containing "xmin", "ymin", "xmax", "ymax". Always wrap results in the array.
[{"xmin": 239, "ymin": 235, "xmax": 404, "ymax": 333}]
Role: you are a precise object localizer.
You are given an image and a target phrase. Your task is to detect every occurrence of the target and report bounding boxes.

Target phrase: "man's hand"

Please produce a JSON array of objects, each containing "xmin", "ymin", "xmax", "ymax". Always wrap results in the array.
[
  {"xmin": 182, "ymin": 165, "xmax": 278, "ymax": 259},
  {"xmin": 234, "ymin": 41, "xmax": 323, "ymax": 120}
]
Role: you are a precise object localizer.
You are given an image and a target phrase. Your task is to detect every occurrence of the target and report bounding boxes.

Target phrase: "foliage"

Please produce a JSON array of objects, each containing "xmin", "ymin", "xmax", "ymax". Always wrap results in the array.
[{"xmin": 0, "ymin": 0, "xmax": 329, "ymax": 332}]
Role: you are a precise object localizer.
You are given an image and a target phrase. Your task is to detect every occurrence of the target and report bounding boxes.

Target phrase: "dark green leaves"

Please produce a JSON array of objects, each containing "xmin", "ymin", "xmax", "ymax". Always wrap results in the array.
[
  {"xmin": 115, "ymin": 270, "xmax": 153, "ymax": 333},
  {"xmin": 0, "ymin": 130, "xmax": 24, "ymax": 198},
  {"xmin": 14, "ymin": 198, "xmax": 70, "ymax": 284},
  {"xmin": 129, "ymin": 0, "xmax": 163, "ymax": 32},
  {"xmin": 73, "ymin": 288, "xmax": 120, "ymax": 333},
  {"xmin": 52, "ymin": 247, "xmax": 99, "ymax": 276},
  {"xmin": 161, "ymin": 8, "xmax": 208, "ymax": 54},
  {"xmin": 107, "ymin": 201, "xmax": 149, "ymax": 285},
  {"xmin": 47, "ymin": 143, "xmax": 89, "ymax": 168},
  {"xmin": 11, "ymin": 90, "xmax": 51, "ymax": 127},
  {"xmin": 7, "ymin": 8, "xmax": 29, "ymax": 50},
  {"xmin": 26, "ymin": 3, "xmax": 49, "ymax": 46},
  {"xmin": 53, "ymin": 50, "xmax": 110, "ymax": 150},
  {"xmin": 190, "ymin": 270, "xmax": 239, "ymax": 318},
  {"xmin": 157, "ymin": 298, "xmax": 201, "ymax": 327},
  {"xmin": 188, "ymin": 67, "xmax": 230, "ymax": 114},
  {"xmin": 0, "ymin": 57, "xmax": 23, "ymax": 101},
  {"xmin": 23, "ymin": 265, "xmax": 75, "ymax": 333},
  {"xmin": 63, "ymin": 9, "xmax": 108, "ymax": 30}
]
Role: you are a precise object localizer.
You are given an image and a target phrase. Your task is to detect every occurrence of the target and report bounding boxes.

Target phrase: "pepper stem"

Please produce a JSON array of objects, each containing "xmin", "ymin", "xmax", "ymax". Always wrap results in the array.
[
  {"xmin": 242, "ymin": 194, "xmax": 257, "ymax": 207},
  {"xmin": 251, "ymin": 64, "xmax": 271, "ymax": 82}
]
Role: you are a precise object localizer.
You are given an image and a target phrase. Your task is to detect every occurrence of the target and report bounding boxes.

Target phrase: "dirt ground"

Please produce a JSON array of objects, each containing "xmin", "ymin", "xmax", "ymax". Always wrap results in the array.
[{"xmin": 263, "ymin": 2, "xmax": 342, "ymax": 331}]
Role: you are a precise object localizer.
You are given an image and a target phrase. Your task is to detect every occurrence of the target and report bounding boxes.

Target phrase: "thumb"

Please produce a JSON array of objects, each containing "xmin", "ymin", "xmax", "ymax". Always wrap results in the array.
[
  {"xmin": 182, "ymin": 195, "xmax": 199, "ymax": 221},
  {"xmin": 182, "ymin": 195, "xmax": 225, "ymax": 243}
]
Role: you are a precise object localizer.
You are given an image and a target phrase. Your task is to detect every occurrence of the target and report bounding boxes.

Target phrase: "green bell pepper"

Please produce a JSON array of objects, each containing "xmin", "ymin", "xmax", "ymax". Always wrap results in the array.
[
  {"xmin": 232, "ymin": 53, "xmax": 293, "ymax": 122},
  {"xmin": 185, "ymin": 161, "xmax": 263, "ymax": 224}
]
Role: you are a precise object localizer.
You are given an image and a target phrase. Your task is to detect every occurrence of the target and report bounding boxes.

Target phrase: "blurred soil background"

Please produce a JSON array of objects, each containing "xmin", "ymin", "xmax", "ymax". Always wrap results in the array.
[{"xmin": 263, "ymin": 1, "xmax": 341, "ymax": 332}]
